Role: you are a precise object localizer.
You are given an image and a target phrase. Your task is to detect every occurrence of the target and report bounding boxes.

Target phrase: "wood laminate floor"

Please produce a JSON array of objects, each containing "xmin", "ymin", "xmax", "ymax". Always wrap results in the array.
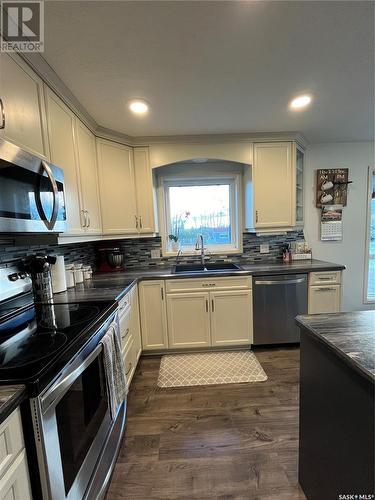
[{"xmin": 106, "ymin": 347, "xmax": 305, "ymax": 500}]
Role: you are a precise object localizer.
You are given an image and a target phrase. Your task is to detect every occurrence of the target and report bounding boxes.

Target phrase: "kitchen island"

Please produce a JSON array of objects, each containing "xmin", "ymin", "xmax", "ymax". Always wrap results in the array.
[{"xmin": 296, "ymin": 311, "xmax": 375, "ymax": 500}]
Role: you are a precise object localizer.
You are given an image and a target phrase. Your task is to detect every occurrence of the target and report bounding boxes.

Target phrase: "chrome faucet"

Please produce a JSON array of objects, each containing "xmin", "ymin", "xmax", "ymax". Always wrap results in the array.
[{"xmin": 195, "ymin": 234, "xmax": 205, "ymax": 264}]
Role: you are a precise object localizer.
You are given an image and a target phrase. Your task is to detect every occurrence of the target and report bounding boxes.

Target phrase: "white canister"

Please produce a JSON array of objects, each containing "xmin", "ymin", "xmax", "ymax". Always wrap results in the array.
[
  {"xmin": 51, "ymin": 255, "xmax": 67, "ymax": 294},
  {"xmin": 65, "ymin": 264, "xmax": 75, "ymax": 288},
  {"xmin": 82, "ymin": 266, "xmax": 92, "ymax": 280},
  {"xmin": 74, "ymin": 264, "xmax": 84, "ymax": 284}
]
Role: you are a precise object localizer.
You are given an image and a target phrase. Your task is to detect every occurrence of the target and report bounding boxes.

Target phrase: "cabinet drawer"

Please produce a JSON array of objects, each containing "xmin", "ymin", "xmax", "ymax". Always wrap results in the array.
[
  {"xmin": 0, "ymin": 409, "xmax": 24, "ymax": 480},
  {"xmin": 118, "ymin": 293, "xmax": 131, "ymax": 317},
  {"xmin": 119, "ymin": 307, "xmax": 131, "ymax": 346},
  {"xmin": 308, "ymin": 285, "xmax": 341, "ymax": 314},
  {"xmin": 309, "ymin": 271, "xmax": 341, "ymax": 285},
  {"xmin": 166, "ymin": 276, "xmax": 252, "ymax": 293},
  {"xmin": 123, "ymin": 338, "xmax": 136, "ymax": 382},
  {"xmin": 0, "ymin": 449, "xmax": 32, "ymax": 500}
]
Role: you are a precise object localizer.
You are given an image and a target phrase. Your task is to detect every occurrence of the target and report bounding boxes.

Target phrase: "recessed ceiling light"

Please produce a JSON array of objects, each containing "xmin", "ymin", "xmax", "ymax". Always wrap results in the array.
[
  {"xmin": 289, "ymin": 94, "xmax": 312, "ymax": 110},
  {"xmin": 128, "ymin": 99, "xmax": 149, "ymax": 114}
]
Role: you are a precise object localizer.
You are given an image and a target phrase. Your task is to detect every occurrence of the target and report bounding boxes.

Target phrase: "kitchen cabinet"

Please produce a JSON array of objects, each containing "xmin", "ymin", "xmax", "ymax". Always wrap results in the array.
[
  {"xmin": 166, "ymin": 292, "xmax": 211, "ymax": 348},
  {"xmin": 130, "ymin": 285, "xmax": 142, "ymax": 361},
  {"xmin": 0, "ymin": 52, "xmax": 49, "ymax": 159},
  {"xmin": 308, "ymin": 271, "xmax": 341, "ymax": 314},
  {"xmin": 134, "ymin": 147, "xmax": 156, "ymax": 233},
  {"xmin": 165, "ymin": 276, "xmax": 253, "ymax": 350},
  {"xmin": 210, "ymin": 290, "xmax": 253, "ymax": 346},
  {"xmin": 118, "ymin": 287, "xmax": 141, "ymax": 385},
  {"xmin": 96, "ymin": 139, "xmax": 138, "ymax": 235},
  {"xmin": 74, "ymin": 120, "xmax": 102, "ymax": 234},
  {"xmin": 245, "ymin": 141, "xmax": 304, "ymax": 231},
  {"xmin": 45, "ymin": 87, "xmax": 82, "ymax": 235},
  {"xmin": 0, "ymin": 409, "xmax": 32, "ymax": 500},
  {"xmin": 139, "ymin": 281, "xmax": 168, "ymax": 351}
]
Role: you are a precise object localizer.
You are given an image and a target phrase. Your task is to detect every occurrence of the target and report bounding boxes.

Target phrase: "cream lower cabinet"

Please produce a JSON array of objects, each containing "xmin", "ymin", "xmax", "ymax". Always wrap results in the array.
[
  {"xmin": 166, "ymin": 292, "xmax": 211, "ymax": 348},
  {"xmin": 308, "ymin": 271, "xmax": 342, "ymax": 314},
  {"xmin": 130, "ymin": 285, "xmax": 142, "ymax": 360},
  {"xmin": 210, "ymin": 290, "xmax": 253, "ymax": 346},
  {"xmin": 0, "ymin": 409, "xmax": 32, "ymax": 500},
  {"xmin": 139, "ymin": 281, "xmax": 168, "ymax": 351},
  {"xmin": 119, "ymin": 286, "xmax": 142, "ymax": 386}
]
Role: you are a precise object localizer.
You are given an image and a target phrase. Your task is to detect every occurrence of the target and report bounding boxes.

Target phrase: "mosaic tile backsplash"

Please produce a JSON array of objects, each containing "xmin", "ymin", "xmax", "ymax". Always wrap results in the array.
[
  {"xmin": 114, "ymin": 231, "xmax": 305, "ymax": 269},
  {"xmin": 0, "ymin": 231, "xmax": 304, "ymax": 270}
]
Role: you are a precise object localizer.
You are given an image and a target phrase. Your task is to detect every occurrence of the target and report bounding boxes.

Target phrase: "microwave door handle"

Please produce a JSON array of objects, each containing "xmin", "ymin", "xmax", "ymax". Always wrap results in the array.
[{"xmin": 36, "ymin": 162, "xmax": 59, "ymax": 231}]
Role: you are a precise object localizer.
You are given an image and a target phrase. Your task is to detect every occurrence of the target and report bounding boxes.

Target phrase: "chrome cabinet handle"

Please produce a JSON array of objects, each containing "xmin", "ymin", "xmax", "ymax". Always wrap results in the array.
[
  {"xmin": 86, "ymin": 210, "xmax": 91, "ymax": 228},
  {"xmin": 139, "ymin": 216, "xmax": 143, "ymax": 229},
  {"xmin": 0, "ymin": 98, "xmax": 5, "ymax": 129},
  {"xmin": 206, "ymin": 299, "xmax": 209, "ymax": 313},
  {"xmin": 125, "ymin": 362, "xmax": 132, "ymax": 376},
  {"xmin": 81, "ymin": 210, "xmax": 87, "ymax": 227},
  {"xmin": 36, "ymin": 161, "xmax": 59, "ymax": 231},
  {"xmin": 134, "ymin": 215, "xmax": 138, "ymax": 230},
  {"xmin": 316, "ymin": 287, "xmax": 336, "ymax": 291},
  {"xmin": 255, "ymin": 210, "xmax": 259, "ymax": 223},
  {"xmin": 211, "ymin": 299, "xmax": 214, "ymax": 312},
  {"xmin": 161, "ymin": 287, "xmax": 164, "ymax": 300}
]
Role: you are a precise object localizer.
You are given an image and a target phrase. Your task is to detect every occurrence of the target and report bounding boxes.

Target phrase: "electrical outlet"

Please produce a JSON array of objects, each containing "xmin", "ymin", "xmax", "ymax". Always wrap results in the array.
[
  {"xmin": 150, "ymin": 249, "xmax": 161, "ymax": 259},
  {"xmin": 260, "ymin": 243, "xmax": 269, "ymax": 254}
]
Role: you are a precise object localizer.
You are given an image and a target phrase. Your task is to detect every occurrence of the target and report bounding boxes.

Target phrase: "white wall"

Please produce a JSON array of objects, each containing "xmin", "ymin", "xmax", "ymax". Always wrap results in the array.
[{"xmin": 304, "ymin": 142, "xmax": 375, "ymax": 312}]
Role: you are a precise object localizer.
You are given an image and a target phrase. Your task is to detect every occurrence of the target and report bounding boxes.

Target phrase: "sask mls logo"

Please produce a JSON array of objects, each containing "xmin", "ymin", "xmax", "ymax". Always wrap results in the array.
[{"xmin": 1, "ymin": 0, "xmax": 44, "ymax": 52}]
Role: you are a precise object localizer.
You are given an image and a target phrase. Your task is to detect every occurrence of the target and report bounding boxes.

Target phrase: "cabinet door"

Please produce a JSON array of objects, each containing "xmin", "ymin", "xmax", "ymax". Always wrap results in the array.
[
  {"xmin": 139, "ymin": 281, "xmax": 168, "ymax": 350},
  {"xmin": 253, "ymin": 142, "xmax": 293, "ymax": 228},
  {"xmin": 96, "ymin": 139, "xmax": 137, "ymax": 234},
  {"xmin": 75, "ymin": 120, "xmax": 102, "ymax": 234},
  {"xmin": 130, "ymin": 285, "xmax": 142, "ymax": 360},
  {"xmin": 133, "ymin": 147, "xmax": 155, "ymax": 233},
  {"xmin": 308, "ymin": 285, "xmax": 341, "ymax": 314},
  {"xmin": 210, "ymin": 290, "xmax": 253, "ymax": 346},
  {"xmin": 45, "ymin": 88, "xmax": 83, "ymax": 235},
  {"xmin": 0, "ymin": 450, "xmax": 32, "ymax": 500},
  {"xmin": 166, "ymin": 292, "xmax": 211, "ymax": 348},
  {"xmin": 0, "ymin": 52, "xmax": 49, "ymax": 159}
]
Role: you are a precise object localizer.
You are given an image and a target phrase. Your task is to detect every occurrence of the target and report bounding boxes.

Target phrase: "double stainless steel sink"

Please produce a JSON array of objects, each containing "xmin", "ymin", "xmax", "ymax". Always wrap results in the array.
[{"xmin": 173, "ymin": 262, "xmax": 242, "ymax": 274}]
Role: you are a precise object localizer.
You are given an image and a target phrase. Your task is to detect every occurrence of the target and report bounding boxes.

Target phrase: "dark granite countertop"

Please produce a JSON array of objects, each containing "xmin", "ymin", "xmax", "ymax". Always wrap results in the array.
[
  {"xmin": 52, "ymin": 259, "xmax": 344, "ymax": 303},
  {"xmin": 0, "ymin": 385, "xmax": 26, "ymax": 424},
  {"xmin": 296, "ymin": 311, "xmax": 375, "ymax": 383}
]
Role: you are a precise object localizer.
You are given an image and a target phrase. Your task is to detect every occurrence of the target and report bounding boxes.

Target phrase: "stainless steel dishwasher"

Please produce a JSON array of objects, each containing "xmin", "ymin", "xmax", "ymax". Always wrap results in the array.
[{"xmin": 253, "ymin": 274, "xmax": 308, "ymax": 344}]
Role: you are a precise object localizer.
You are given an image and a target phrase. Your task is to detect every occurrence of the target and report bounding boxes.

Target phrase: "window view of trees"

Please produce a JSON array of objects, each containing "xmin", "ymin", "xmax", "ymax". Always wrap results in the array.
[{"xmin": 168, "ymin": 184, "xmax": 231, "ymax": 247}]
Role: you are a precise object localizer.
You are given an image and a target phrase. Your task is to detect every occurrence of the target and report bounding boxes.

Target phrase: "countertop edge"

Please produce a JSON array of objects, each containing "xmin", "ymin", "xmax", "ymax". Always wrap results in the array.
[
  {"xmin": 296, "ymin": 316, "xmax": 375, "ymax": 383},
  {"xmin": 0, "ymin": 385, "xmax": 27, "ymax": 424}
]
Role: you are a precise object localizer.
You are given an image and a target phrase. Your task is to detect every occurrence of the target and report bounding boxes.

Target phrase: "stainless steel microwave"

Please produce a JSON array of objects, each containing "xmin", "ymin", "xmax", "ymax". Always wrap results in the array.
[{"xmin": 0, "ymin": 138, "xmax": 67, "ymax": 233}]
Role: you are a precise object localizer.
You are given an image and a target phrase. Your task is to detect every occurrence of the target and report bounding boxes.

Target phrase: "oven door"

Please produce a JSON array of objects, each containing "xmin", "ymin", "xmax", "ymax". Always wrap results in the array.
[
  {"xmin": 33, "ymin": 342, "xmax": 113, "ymax": 500},
  {"xmin": 0, "ymin": 138, "xmax": 66, "ymax": 233}
]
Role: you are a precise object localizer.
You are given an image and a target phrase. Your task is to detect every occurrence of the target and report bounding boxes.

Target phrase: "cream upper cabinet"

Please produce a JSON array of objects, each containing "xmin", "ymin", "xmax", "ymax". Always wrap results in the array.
[
  {"xmin": 210, "ymin": 290, "xmax": 253, "ymax": 346},
  {"xmin": 96, "ymin": 139, "xmax": 138, "ymax": 235},
  {"xmin": 166, "ymin": 292, "xmax": 211, "ymax": 348},
  {"xmin": 252, "ymin": 142, "xmax": 294, "ymax": 228},
  {"xmin": 139, "ymin": 281, "xmax": 168, "ymax": 350},
  {"xmin": 133, "ymin": 147, "xmax": 155, "ymax": 233},
  {"xmin": 75, "ymin": 120, "xmax": 102, "ymax": 234},
  {"xmin": 45, "ymin": 87, "xmax": 83, "ymax": 234},
  {"xmin": 0, "ymin": 52, "xmax": 49, "ymax": 159}
]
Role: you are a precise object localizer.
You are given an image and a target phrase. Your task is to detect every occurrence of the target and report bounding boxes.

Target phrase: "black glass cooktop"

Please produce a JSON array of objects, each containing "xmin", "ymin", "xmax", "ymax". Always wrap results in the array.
[{"xmin": 0, "ymin": 300, "xmax": 116, "ymax": 391}]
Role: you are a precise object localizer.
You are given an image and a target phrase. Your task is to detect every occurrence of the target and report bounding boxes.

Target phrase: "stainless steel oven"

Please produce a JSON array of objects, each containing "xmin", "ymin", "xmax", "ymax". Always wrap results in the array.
[
  {"xmin": 0, "ymin": 138, "xmax": 66, "ymax": 233},
  {"xmin": 30, "ymin": 312, "xmax": 125, "ymax": 500}
]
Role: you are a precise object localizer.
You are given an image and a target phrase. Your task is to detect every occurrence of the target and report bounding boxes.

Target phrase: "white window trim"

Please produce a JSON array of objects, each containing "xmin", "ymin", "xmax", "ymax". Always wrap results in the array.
[
  {"xmin": 158, "ymin": 173, "xmax": 243, "ymax": 257},
  {"xmin": 363, "ymin": 166, "xmax": 375, "ymax": 304}
]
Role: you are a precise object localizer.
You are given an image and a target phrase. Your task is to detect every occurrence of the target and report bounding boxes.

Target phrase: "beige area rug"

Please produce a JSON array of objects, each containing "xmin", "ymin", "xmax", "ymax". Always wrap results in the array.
[{"xmin": 157, "ymin": 350, "xmax": 268, "ymax": 388}]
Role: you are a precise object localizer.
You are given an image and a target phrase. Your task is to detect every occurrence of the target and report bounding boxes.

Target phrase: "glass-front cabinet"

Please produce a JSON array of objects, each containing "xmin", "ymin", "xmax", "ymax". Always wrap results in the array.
[{"xmin": 295, "ymin": 146, "xmax": 304, "ymax": 226}]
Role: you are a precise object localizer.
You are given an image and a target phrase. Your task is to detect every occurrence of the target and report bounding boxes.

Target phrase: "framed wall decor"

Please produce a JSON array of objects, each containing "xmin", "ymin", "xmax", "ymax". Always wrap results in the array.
[{"xmin": 316, "ymin": 168, "xmax": 349, "ymax": 208}]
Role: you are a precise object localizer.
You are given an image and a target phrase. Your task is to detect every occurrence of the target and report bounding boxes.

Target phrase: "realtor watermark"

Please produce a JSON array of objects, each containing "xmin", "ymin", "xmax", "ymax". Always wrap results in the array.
[
  {"xmin": 338, "ymin": 494, "xmax": 375, "ymax": 500},
  {"xmin": 1, "ymin": 0, "xmax": 44, "ymax": 52}
]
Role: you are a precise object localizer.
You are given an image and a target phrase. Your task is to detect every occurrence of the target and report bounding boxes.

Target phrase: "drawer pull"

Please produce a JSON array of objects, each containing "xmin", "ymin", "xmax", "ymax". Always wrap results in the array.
[
  {"xmin": 120, "ymin": 301, "xmax": 128, "ymax": 310},
  {"xmin": 316, "ymin": 287, "xmax": 336, "ymax": 291},
  {"xmin": 211, "ymin": 299, "xmax": 214, "ymax": 312},
  {"xmin": 122, "ymin": 328, "xmax": 130, "ymax": 337},
  {"xmin": 205, "ymin": 299, "xmax": 208, "ymax": 313},
  {"xmin": 125, "ymin": 362, "xmax": 132, "ymax": 376}
]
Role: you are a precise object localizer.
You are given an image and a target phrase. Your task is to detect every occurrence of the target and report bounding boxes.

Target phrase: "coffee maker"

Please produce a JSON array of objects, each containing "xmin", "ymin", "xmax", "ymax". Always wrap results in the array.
[{"xmin": 97, "ymin": 244, "xmax": 124, "ymax": 272}]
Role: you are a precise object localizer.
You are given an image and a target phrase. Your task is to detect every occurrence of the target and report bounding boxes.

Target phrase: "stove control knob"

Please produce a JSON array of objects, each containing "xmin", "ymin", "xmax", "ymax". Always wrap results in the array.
[
  {"xmin": 18, "ymin": 273, "xmax": 27, "ymax": 279},
  {"xmin": 8, "ymin": 273, "xmax": 19, "ymax": 281}
]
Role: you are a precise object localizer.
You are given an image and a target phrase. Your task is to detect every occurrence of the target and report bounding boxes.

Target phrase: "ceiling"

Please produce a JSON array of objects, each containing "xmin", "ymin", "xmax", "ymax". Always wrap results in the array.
[{"xmin": 43, "ymin": 1, "xmax": 374, "ymax": 143}]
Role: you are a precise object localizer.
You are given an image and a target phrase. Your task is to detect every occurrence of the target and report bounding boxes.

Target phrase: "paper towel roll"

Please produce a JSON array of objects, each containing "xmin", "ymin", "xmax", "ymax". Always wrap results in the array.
[{"xmin": 51, "ymin": 256, "xmax": 67, "ymax": 293}]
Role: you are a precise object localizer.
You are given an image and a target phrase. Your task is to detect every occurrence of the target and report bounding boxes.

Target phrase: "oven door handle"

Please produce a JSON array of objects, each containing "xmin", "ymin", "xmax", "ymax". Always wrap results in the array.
[{"xmin": 41, "ymin": 343, "xmax": 102, "ymax": 414}]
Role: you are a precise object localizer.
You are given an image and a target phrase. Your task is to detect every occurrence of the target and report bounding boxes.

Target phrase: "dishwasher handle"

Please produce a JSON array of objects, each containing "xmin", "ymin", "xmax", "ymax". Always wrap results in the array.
[{"xmin": 254, "ymin": 278, "xmax": 306, "ymax": 285}]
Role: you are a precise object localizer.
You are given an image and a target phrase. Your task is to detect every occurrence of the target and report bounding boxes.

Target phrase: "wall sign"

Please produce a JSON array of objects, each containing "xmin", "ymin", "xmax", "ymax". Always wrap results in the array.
[{"xmin": 316, "ymin": 168, "xmax": 349, "ymax": 208}]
